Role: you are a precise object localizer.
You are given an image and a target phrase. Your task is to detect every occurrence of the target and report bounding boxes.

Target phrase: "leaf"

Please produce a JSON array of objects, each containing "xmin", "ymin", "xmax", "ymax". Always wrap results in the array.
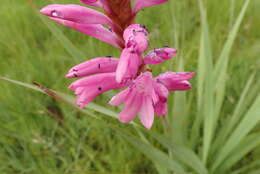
[
  {"xmin": 213, "ymin": 0, "xmax": 251, "ymax": 124},
  {"xmin": 220, "ymin": 133, "xmax": 260, "ymax": 172},
  {"xmin": 149, "ymin": 132, "xmax": 208, "ymax": 174},
  {"xmin": 212, "ymin": 73, "xmax": 259, "ymax": 154},
  {"xmin": 116, "ymin": 130, "xmax": 187, "ymax": 174},
  {"xmin": 196, "ymin": 0, "xmax": 215, "ymax": 164},
  {"xmin": 0, "ymin": 77, "xmax": 119, "ymax": 121},
  {"xmin": 211, "ymin": 94, "xmax": 260, "ymax": 172}
]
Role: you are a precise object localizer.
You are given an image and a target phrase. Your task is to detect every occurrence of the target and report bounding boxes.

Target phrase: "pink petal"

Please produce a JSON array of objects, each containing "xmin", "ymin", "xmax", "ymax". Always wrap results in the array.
[
  {"xmin": 66, "ymin": 57, "xmax": 118, "ymax": 78},
  {"xmin": 116, "ymin": 49, "xmax": 140, "ymax": 83},
  {"xmin": 156, "ymin": 72, "xmax": 195, "ymax": 90},
  {"xmin": 167, "ymin": 80, "xmax": 192, "ymax": 91},
  {"xmin": 109, "ymin": 88, "xmax": 130, "ymax": 106},
  {"xmin": 157, "ymin": 72, "xmax": 195, "ymax": 81},
  {"xmin": 155, "ymin": 102, "xmax": 168, "ymax": 116},
  {"xmin": 40, "ymin": 4, "xmax": 113, "ymax": 26},
  {"xmin": 68, "ymin": 72, "xmax": 124, "ymax": 90},
  {"xmin": 133, "ymin": 0, "xmax": 168, "ymax": 14},
  {"xmin": 119, "ymin": 92, "xmax": 142, "ymax": 123},
  {"xmin": 48, "ymin": 18, "xmax": 121, "ymax": 48},
  {"xmin": 123, "ymin": 24, "xmax": 149, "ymax": 54},
  {"xmin": 76, "ymin": 86, "xmax": 98, "ymax": 107},
  {"xmin": 139, "ymin": 96, "xmax": 154, "ymax": 129},
  {"xmin": 154, "ymin": 82, "xmax": 169, "ymax": 102},
  {"xmin": 144, "ymin": 47, "xmax": 177, "ymax": 64},
  {"xmin": 123, "ymin": 24, "xmax": 148, "ymax": 41}
]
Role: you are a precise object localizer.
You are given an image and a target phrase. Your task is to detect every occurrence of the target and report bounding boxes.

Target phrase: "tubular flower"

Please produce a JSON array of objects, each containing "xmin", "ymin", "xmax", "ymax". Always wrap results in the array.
[
  {"xmin": 109, "ymin": 72, "xmax": 156, "ymax": 129},
  {"xmin": 69, "ymin": 72, "xmax": 126, "ymax": 107},
  {"xmin": 66, "ymin": 57, "xmax": 118, "ymax": 78},
  {"xmin": 144, "ymin": 47, "xmax": 177, "ymax": 64},
  {"xmin": 41, "ymin": 0, "xmax": 195, "ymax": 129},
  {"xmin": 156, "ymin": 72, "xmax": 195, "ymax": 91}
]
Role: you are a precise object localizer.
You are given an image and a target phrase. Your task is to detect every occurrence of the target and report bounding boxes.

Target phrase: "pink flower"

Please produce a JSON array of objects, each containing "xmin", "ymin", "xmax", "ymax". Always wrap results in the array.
[
  {"xmin": 65, "ymin": 57, "xmax": 118, "ymax": 78},
  {"xmin": 109, "ymin": 72, "xmax": 157, "ymax": 129},
  {"xmin": 69, "ymin": 72, "xmax": 126, "ymax": 107},
  {"xmin": 156, "ymin": 72, "xmax": 195, "ymax": 91},
  {"xmin": 65, "ymin": 57, "xmax": 126, "ymax": 108},
  {"xmin": 116, "ymin": 24, "xmax": 149, "ymax": 83},
  {"xmin": 109, "ymin": 71, "xmax": 194, "ymax": 128},
  {"xmin": 39, "ymin": 4, "xmax": 123, "ymax": 48},
  {"xmin": 115, "ymin": 49, "xmax": 141, "ymax": 83},
  {"xmin": 144, "ymin": 47, "xmax": 177, "ymax": 65}
]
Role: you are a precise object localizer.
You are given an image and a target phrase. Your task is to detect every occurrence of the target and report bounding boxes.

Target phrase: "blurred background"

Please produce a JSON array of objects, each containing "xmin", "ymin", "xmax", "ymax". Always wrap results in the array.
[{"xmin": 0, "ymin": 0, "xmax": 259, "ymax": 173}]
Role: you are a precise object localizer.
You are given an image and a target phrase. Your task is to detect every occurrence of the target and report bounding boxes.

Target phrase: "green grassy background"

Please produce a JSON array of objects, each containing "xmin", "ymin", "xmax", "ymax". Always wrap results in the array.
[{"xmin": 0, "ymin": 0, "xmax": 259, "ymax": 173}]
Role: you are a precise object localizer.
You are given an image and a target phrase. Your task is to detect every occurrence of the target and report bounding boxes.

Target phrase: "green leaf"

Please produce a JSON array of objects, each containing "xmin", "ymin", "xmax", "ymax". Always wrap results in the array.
[
  {"xmin": 116, "ymin": 130, "xmax": 187, "ymax": 174},
  {"xmin": 149, "ymin": 132, "xmax": 208, "ymax": 174},
  {"xmin": 211, "ymin": 94, "xmax": 260, "ymax": 172},
  {"xmin": 196, "ymin": 0, "xmax": 215, "ymax": 164},
  {"xmin": 220, "ymin": 133, "xmax": 260, "ymax": 172},
  {"xmin": 0, "ymin": 77, "xmax": 120, "ymax": 121},
  {"xmin": 213, "ymin": 0, "xmax": 251, "ymax": 124},
  {"xmin": 212, "ymin": 73, "xmax": 259, "ymax": 154}
]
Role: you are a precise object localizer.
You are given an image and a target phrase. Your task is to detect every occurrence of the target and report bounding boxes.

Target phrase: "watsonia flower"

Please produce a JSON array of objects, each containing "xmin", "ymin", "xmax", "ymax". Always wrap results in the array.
[{"xmin": 40, "ymin": 0, "xmax": 194, "ymax": 129}]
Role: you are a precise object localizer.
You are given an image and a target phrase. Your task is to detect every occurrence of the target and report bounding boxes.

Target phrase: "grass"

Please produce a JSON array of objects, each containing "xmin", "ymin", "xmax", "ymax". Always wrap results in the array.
[{"xmin": 0, "ymin": 0, "xmax": 260, "ymax": 173}]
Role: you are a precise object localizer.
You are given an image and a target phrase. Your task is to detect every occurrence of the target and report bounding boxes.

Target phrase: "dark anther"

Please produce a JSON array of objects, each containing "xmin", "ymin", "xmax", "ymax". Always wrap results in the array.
[
  {"xmin": 74, "ymin": 73, "xmax": 78, "ymax": 77},
  {"xmin": 106, "ymin": 56, "xmax": 112, "ymax": 58},
  {"xmin": 98, "ymin": 87, "xmax": 102, "ymax": 91},
  {"xmin": 72, "ymin": 68, "xmax": 78, "ymax": 72},
  {"xmin": 98, "ymin": 64, "xmax": 101, "ymax": 69}
]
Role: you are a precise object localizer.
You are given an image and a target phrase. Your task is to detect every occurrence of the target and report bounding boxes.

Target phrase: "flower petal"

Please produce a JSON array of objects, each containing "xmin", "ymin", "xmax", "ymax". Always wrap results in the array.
[
  {"xmin": 68, "ymin": 72, "xmax": 124, "ymax": 90},
  {"xmin": 155, "ymin": 102, "xmax": 168, "ymax": 116},
  {"xmin": 133, "ymin": 0, "xmax": 168, "ymax": 14},
  {"xmin": 167, "ymin": 80, "xmax": 192, "ymax": 91},
  {"xmin": 119, "ymin": 91, "xmax": 142, "ymax": 123},
  {"xmin": 48, "ymin": 18, "xmax": 121, "ymax": 48},
  {"xmin": 139, "ymin": 96, "xmax": 154, "ymax": 129},
  {"xmin": 116, "ymin": 49, "xmax": 140, "ymax": 83},
  {"xmin": 109, "ymin": 88, "xmax": 130, "ymax": 106},
  {"xmin": 154, "ymin": 82, "xmax": 169, "ymax": 102},
  {"xmin": 40, "ymin": 4, "xmax": 113, "ymax": 26},
  {"xmin": 66, "ymin": 57, "xmax": 118, "ymax": 78},
  {"xmin": 144, "ymin": 47, "xmax": 177, "ymax": 64},
  {"xmin": 156, "ymin": 72, "xmax": 195, "ymax": 90}
]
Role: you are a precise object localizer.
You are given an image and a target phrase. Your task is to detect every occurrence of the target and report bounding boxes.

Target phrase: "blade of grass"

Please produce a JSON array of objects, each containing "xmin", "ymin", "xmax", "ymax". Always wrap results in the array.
[
  {"xmin": 0, "ymin": 77, "xmax": 120, "ymax": 121},
  {"xmin": 211, "ymin": 94, "xmax": 260, "ymax": 172},
  {"xmin": 116, "ymin": 130, "xmax": 187, "ymax": 174},
  {"xmin": 171, "ymin": 58, "xmax": 188, "ymax": 146},
  {"xmin": 213, "ymin": 0, "xmax": 251, "ymax": 125},
  {"xmin": 195, "ymin": 0, "xmax": 215, "ymax": 164},
  {"xmin": 220, "ymin": 132, "xmax": 260, "ymax": 172},
  {"xmin": 212, "ymin": 73, "xmax": 258, "ymax": 153},
  {"xmin": 149, "ymin": 131, "xmax": 208, "ymax": 174}
]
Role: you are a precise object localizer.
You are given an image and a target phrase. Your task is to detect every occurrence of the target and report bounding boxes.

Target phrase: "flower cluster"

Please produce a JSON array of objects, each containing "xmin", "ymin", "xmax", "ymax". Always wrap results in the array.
[{"xmin": 40, "ymin": 0, "xmax": 194, "ymax": 129}]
